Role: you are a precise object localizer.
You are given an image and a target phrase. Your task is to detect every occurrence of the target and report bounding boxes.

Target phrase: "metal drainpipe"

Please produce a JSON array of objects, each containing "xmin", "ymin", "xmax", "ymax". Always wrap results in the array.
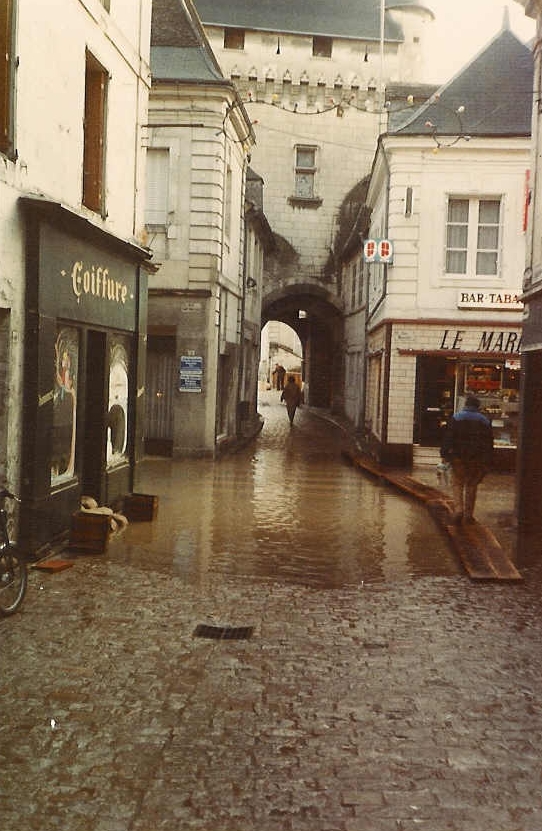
[
  {"xmin": 236, "ymin": 159, "xmax": 250, "ymax": 440},
  {"xmin": 133, "ymin": 0, "xmax": 145, "ymax": 238},
  {"xmin": 214, "ymin": 120, "xmax": 228, "ymax": 443}
]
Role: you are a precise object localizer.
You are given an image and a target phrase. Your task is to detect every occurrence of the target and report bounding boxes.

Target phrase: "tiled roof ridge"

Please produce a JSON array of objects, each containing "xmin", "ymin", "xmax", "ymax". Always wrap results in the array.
[{"xmin": 391, "ymin": 27, "xmax": 533, "ymax": 137}]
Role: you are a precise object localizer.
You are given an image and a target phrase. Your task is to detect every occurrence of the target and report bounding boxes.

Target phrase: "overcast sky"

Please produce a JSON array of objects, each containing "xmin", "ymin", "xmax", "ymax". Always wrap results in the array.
[{"xmin": 422, "ymin": 1, "xmax": 536, "ymax": 83}]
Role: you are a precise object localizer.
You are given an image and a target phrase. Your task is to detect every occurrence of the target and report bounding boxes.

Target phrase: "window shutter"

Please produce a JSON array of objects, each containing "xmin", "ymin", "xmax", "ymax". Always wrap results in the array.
[
  {"xmin": 0, "ymin": 0, "xmax": 13, "ymax": 154},
  {"xmin": 145, "ymin": 148, "xmax": 169, "ymax": 225},
  {"xmin": 83, "ymin": 53, "xmax": 107, "ymax": 213}
]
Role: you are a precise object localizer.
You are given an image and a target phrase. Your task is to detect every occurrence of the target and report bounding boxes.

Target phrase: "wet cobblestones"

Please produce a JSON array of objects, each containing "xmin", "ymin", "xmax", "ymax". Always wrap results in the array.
[
  {"xmin": 2, "ymin": 401, "xmax": 542, "ymax": 830},
  {"xmin": 3, "ymin": 562, "xmax": 542, "ymax": 830}
]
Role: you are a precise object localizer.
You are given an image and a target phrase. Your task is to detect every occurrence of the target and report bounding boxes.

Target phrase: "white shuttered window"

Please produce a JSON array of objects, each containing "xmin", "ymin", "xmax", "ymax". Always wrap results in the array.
[
  {"xmin": 445, "ymin": 197, "xmax": 501, "ymax": 276},
  {"xmin": 145, "ymin": 148, "xmax": 169, "ymax": 226}
]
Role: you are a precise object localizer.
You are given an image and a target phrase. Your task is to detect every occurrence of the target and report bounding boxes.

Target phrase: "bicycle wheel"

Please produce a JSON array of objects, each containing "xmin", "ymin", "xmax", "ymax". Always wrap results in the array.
[{"xmin": 0, "ymin": 546, "xmax": 27, "ymax": 616}]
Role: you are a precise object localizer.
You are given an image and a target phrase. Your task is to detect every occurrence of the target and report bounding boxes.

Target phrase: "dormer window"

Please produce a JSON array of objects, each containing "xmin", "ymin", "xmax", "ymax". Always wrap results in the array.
[
  {"xmin": 313, "ymin": 36, "xmax": 332, "ymax": 58},
  {"xmin": 224, "ymin": 28, "xmax": 245, "ymax": 50}
]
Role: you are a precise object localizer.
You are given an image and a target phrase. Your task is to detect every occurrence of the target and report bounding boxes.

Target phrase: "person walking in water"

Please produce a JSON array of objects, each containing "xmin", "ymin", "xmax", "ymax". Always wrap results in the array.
[
  {"xmin": 280, "ymin": 375, "xmax": 302, "ymax": 425},
  {"xmin": 273, "ymin": 363, "xmax": 286, "ymax": 391},
  {"xmin": 440, "ymin": 395, "xmax": 493, "ymax": 524}
]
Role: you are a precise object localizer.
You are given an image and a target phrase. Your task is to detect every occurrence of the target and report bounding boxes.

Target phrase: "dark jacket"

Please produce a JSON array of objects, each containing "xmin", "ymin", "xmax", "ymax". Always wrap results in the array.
[
  {"xmin": 280, "ymin": 380, "xmax": 302, "ymax": 408},
  {"xmin": 441, "ymin": 404, "xmax": 493, "ymax": 467}
]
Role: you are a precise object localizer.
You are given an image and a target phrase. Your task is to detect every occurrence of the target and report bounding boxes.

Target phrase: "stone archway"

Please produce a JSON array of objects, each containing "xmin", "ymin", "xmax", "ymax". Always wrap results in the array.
[{"xmin": 262, "ymin": 284, "xmax": 344, "ymax": 409}]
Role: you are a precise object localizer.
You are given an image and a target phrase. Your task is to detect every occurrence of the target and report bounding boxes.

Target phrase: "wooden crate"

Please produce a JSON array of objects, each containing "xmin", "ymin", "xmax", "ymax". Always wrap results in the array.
[
  {"xmin": 69, "ymin": 511, "xmax": 111, "ymax": 554},
  {"xmin": 123, "ymin": 493, "xmax": 159, "ymax": 522}
]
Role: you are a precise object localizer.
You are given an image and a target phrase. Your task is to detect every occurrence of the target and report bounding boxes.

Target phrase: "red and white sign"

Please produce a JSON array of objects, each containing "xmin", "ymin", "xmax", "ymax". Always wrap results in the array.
[{"xmin": 363, "ymin": 238, "xmax": 394, "ymax": 264}]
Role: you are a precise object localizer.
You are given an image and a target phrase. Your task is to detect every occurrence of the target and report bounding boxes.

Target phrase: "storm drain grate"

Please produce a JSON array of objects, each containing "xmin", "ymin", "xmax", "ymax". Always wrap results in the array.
[{"xmin": 193, "ymin": 624, "xmax": 254, "ymax": 640}]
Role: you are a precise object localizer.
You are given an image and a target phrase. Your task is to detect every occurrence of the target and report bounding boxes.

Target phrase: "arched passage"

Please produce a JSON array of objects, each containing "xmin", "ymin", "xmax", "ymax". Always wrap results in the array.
[
  {"xmin": 260, "ymin": 321, "xmax": 303, "ymax": 389},
  {"xmin": 262, "ymin": 284, "xmax": 344, "ymax": 409}
]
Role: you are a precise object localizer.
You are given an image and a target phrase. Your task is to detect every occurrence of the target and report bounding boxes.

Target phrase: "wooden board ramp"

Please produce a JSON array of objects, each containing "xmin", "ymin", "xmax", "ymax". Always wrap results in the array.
[
  {"xmin": 381, "ymin": 471, "xmax": 447, "ymax": 503},
  {"xmin": 446, "ymin": 521, "xmax": 522, "ymax": 582},
  {"xmin": 343, "ymin": 450, "xmax": 522, "ymax": 582}
]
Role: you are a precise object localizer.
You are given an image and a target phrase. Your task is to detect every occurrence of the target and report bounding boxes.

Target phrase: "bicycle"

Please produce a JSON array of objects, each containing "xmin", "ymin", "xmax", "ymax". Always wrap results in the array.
[{"xmin": 0, "ymin": 488, "xmax": 28, "ymax": 616}]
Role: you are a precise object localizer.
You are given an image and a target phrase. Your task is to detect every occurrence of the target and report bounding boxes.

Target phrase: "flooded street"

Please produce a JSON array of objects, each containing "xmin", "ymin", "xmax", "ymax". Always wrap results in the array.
[
  {"xmin": 115, "ymin": 391, "xmax": 456, "ymax": 587},
  {"xmin": 4, "ymin": 397, "xmax": 542, "ymax": 831}
]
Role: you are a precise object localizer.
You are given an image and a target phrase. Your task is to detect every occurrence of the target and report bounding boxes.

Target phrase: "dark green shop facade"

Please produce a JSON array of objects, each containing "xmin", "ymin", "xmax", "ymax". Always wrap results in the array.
[{"xmin": 20, "ymin": 198, "xmax": 151, "ymax": 554}]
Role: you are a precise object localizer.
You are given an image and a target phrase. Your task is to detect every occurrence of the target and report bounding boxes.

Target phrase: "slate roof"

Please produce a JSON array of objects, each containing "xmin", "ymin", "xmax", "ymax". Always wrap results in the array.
[
  {"xmin": 193, "ymin": 0, "xmax": 433, "ymax": 42},
  {"xmin": 151, "ymin": 0, "xmax": 224, "ymax": 83},
  {"xmin": 390, "ymin": 27, "xmax": 533, "ymax": 137}
]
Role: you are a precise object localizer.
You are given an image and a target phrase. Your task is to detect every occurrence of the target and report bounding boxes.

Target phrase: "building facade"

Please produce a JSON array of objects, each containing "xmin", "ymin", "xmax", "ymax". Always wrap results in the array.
[
  {"xmin": 146, "ymin": 0, "xmax": 258, "ymax": 456},
  {"xmin": 0, "ymin": 0, "xmax": 153, "ymax": 553},
  {"xmin": 193, "ymin": 0, "xmax": 436, "ymax": 409},
  {"xmin": 514, "ymin": 0, "xmax": 542, "ymax": 531},
  {"xmin": 359, "ymin": 28, "xmax": 531, "ymax": 471},
  {"xmin": 240, "ymin": 168, "xmax": 275, "ymax": 434}
]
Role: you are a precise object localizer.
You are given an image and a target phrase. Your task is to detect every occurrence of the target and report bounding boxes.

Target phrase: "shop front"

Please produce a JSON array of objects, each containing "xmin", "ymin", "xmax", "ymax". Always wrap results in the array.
[
  {"xmin": 414, "ymin": 354, "xmax": 520, "ymax": 465},
  {"xmin": 20, "ymin": 198, "xmax": 150, "ymax": 554},
  {"xmin": 366, "ymin": 321, "xmax": 522, "ymax": 471},
  {"xmin": 408, "ymin": 325, "xmax": 521, "ymax": 471},
  {"xmin": 517, "ymin": 293, "xmax": 542, "ymax": 531}
]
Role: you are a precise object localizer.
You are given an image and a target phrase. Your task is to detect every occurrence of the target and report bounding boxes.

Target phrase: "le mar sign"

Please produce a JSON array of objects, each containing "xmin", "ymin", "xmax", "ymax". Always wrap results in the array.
[{"xmin": 363, "ymin": 238, "xmax": 394, "ymax": 264}]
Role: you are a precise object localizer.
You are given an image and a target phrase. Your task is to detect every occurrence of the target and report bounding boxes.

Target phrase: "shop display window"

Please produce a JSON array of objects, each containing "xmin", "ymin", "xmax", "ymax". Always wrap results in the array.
[
  {"xmin": 460, "ymin": 361, "xmax": 519, "ymax": 448},
  {"xmin": 52, "ymin": 327, "xmax": 79, "ymax": 484},
  {"xmin": 107, "ymin": 338, "xmax": 130, "ymax": 468}
]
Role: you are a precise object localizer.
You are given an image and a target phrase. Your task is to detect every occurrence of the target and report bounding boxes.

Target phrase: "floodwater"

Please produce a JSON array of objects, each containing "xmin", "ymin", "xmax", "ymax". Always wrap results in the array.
[{"xmin": 112, "ymin": 391, "xmax": 457, "ymax": 588}]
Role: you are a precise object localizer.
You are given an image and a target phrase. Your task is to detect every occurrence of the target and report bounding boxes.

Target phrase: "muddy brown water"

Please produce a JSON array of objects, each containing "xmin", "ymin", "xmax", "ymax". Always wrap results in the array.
[{"xmin": 111, "ymin": 392, "xmax": 457, "ymax": 588}]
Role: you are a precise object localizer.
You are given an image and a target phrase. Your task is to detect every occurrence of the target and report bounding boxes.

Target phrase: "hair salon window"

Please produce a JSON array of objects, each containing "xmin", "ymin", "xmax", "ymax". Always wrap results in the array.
[
  {"xmin": 52, "ymin": 327, "xmax": 79, "ymax": 485},
  {"xmin": 445, "ymin": 197, "xmax": 501, "ymax": 276},
  {"xmin": 107, "ymin": 339, "xmax": 130, "ymax": 468}
]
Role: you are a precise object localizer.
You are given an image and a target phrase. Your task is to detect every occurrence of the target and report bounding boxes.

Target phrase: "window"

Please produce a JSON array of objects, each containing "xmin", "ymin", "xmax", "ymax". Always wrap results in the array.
[
  {"xmin": 445, "ymin": 197, "xmax": 501, "ymax": 276},
  {"xmin": 83, "ymin": 51, "xmax": 108, "ymax": 214},
  {"xmin": 294, "ymin": 146, "xmax": 317, "ymax": 199},
  {"xmin": 224, "ymin": 28, "xmax": 245, "ymax": 50},
  {"xmin": 107, "ymin": 339, "xmax": 130, "ymax": 468},
  {"xmin": 145, "ymin": 148, "xmax": 169, "ymax": 226},
  {"xmin": 52, "ymin": 327, "xmax": 79, "ymax": 485},
  {"xmin": 0, "ymin": 0, "xmax": 16, "ymax": 158},
  {"xmin": 224, "ymin": 166, "xmax": 232, "ymax": 239},
  {"xmin": 357, "ymin": 260, "xmax": 364, "ymax": 306},
  {"xmin": 313, "ymin": 36, "xmax": 332, "ymax": 58}
]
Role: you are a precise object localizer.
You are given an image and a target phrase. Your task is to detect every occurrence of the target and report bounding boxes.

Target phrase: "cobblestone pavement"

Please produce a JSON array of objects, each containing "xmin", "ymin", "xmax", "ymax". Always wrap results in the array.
[{"xmin": 2, "ymin": 404, "xmax": 542, "ymax": 831}]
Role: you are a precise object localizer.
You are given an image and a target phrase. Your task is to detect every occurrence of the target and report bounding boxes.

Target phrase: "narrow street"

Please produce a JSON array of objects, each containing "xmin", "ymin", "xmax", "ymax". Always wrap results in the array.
[
  {"xmin": 117, "ymin": 390, "xmax": 457, "ymax": 588},
  {"xmin": 2, "ymin": 394, "xmax": 542, "ymax": 831}
]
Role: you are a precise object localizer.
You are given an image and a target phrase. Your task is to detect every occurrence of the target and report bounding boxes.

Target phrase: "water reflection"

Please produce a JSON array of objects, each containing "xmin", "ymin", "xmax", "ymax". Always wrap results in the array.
[{"xmin": 111, "ymin": 392, "xmax": 457, "ymax": 587}]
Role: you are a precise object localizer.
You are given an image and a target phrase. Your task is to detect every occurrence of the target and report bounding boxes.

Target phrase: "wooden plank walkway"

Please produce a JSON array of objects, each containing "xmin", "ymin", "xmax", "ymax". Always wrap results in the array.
[{"xmin": 343, "ymin": 450, "xmax": 522, "ymax": 582}]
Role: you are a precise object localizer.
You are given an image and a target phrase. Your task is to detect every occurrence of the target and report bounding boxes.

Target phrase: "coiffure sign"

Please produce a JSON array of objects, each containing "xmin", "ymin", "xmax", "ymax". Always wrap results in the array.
[{"xmin": 39, "ymin": 224, "xmax": 138, "ymax": 330}]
